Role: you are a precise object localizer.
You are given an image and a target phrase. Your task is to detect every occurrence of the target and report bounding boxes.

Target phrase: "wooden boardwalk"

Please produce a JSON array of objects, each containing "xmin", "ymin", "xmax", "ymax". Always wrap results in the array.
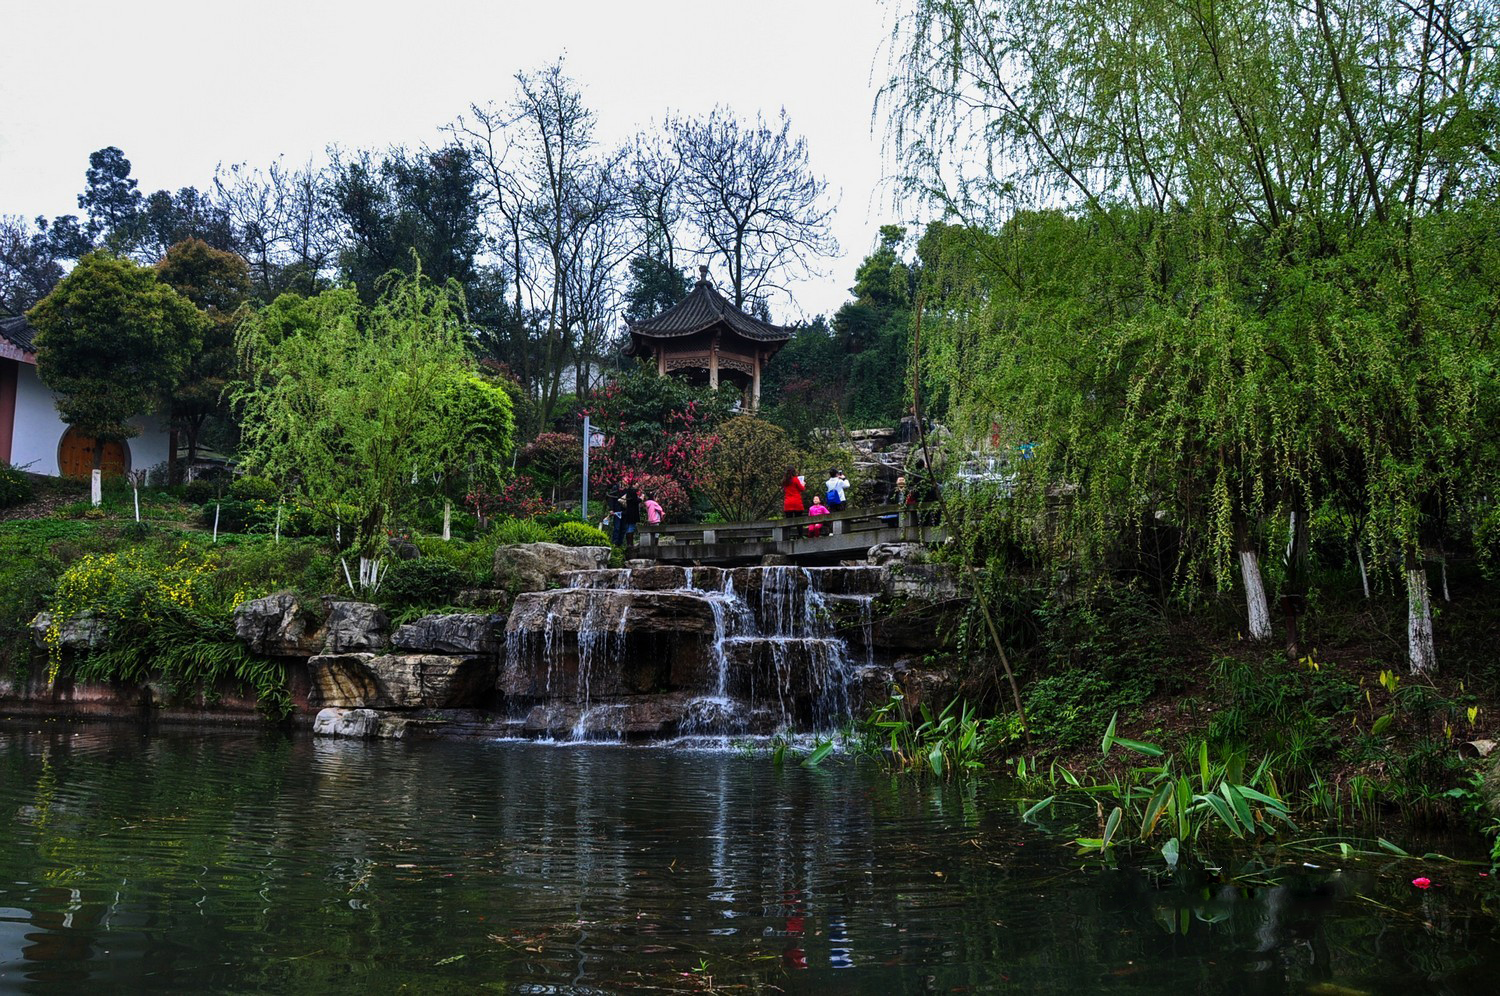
[{"xmin": 634, "ymin": 505, "xmax": 944, "ymax": 565}]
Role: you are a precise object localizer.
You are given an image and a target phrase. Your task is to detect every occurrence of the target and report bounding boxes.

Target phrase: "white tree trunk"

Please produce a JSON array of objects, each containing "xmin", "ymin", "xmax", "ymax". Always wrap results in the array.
[
  {"xmin": 90, "ymin": 469, "xmax": 102, "ymax": 507},
  {"xmin": 358, "ymin": 556, "xmax": 383, "ymax": 592},
  {"xmin": 1356, "ymin": 544, "xmax": 1370, "ymax": 599},
  {"xmin": 1240, "ymin": 549, "xmax": 1273, "ymax": 641},
  {"xmin": 443, "ymin": 500, "xmax": 452, "ymax": 542},
  {"xmin": 1407, "ymin": 562, "xmax": 1437, "ymax": 674}
]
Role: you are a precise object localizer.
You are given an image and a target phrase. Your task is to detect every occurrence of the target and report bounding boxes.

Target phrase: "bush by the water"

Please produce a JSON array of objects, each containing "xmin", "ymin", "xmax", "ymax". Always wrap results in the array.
[
  {"xmin": 0, "ymin": 462, "xmax": 34, "ymax": 509},
  {"xmin": 380, "ymin": 557, "xmax": 468, "ymax": 609},
  {"xmin": 548, "ymin": 521, "xmax": 612, "ymax": 547},
  {"xmin": 44, "ymin": 537, "xmax": 292, "ymax": 716}
]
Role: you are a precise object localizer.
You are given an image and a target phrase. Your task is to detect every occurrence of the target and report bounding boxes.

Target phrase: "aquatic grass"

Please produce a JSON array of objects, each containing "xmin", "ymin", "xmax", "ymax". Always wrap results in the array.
[
  {"xmin": 855, "ymin": 692, "xmax": 992, "ymax": 776},
  {"xmin": 1029, "ymin": 714, "xmax": 1297, "ymax": 861}
]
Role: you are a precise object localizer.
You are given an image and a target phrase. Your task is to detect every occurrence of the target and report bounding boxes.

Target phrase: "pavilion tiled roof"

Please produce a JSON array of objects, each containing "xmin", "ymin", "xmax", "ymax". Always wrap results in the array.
[
  {"xmin": 628, "ymin": 272, "xmax": 792, "ymax": 343},
  {"xmin": 0, "ymin": 316, "xmax": 36, "ymax": 353}
]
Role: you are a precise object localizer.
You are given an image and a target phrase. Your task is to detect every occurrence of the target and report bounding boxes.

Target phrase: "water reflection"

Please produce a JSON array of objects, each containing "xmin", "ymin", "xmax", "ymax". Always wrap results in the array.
[{"xmin": 1, "ymin": 723, "xmax": 1497, "ymax": 993}]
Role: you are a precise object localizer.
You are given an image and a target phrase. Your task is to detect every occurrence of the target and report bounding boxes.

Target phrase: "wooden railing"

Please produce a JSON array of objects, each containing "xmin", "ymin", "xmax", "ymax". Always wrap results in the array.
[{"xmin": 633, "ymin": 504, "xmax": 941, "ymax": 562}]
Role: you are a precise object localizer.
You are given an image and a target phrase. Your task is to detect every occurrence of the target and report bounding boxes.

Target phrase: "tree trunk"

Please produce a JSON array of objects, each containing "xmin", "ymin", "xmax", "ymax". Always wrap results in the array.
[
  {"xmin": 1356, "ymin": 543, "xmax": 1370, "ymax": 599},
  {"xmin": 1406, "ymin": 550, "xmax": 1437, "ymax": 674},
  {"xmin": 168, "ymin": 428, "xmax": 181, "ymax": 486},
  {"xmin": 442, "ymin": 500, "xmax": 452, "ymax": 542},
  {"xmin": 91, "ymin": 442, "xmax": 103, "ymax": 507},
  {"xmin": 357, "ymin": 556, "xmax": 384, "ymax": 593},
  {"xmin": 1238, "ymin": 522, "xmax": 1272, "ymax": 641},
  {"xmin": 186, "ymin": 417, "xmax": 202, "ymax": 475},
  {"xmin": 1280, "ymin": 507, "xmax": 1310, "ymax": 657}
]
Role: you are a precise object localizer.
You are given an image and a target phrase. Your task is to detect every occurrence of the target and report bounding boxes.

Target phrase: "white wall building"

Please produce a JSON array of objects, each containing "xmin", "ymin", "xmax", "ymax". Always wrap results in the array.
[{"xmin": 1, "ymin": 316, "xmax": 171, "ymax": 477}]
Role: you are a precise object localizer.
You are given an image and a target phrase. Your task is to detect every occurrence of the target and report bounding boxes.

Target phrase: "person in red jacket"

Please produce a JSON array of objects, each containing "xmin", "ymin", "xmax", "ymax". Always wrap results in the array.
[{"xmin": 782, "ymin": 466, "xmax": 806, "ymax": 521}]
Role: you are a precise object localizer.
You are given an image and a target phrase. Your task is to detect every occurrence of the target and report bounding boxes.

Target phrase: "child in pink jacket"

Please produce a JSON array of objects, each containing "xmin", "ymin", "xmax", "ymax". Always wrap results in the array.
[{"xmin": 806, "ymin": 495, "xmax": 830, "ymax": 536}]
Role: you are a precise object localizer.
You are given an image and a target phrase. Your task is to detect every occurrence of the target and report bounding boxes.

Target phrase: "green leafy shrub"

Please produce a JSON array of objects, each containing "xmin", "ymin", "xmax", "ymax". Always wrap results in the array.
[
  {"xmin": 119, "ymin": 520, "xmax": 152, "ymax": 541},
  {"xmin": 701, "ymin": 416, "xmax": 795, "ymax": 521},
  {"xmin": 182, "ymin": 479, "xmax": 220, "ymax": 505},
  {"xmin": 0, "ymin": 537, "xmax": 60, "ymax": 675},
  {"xmin": 0, "ymin": 462, "xmax": 34, "ymax": 509},
  {"xmin": 548, "ymin": 521, "xmax": 612, "ymax": 547},
  {"xmin": 491, "ymin": 517, "xmax": 552, "ymax": 545},
  {"xmin": 44, "ymin": 540, "xmax": 291, "ymax": 716},
  {"xmin": 212, "ymin": 537, "xmax": 335, "ymax": 605},
  {"xmin": 380, "ymin": 557, "xmax": 468, "ymax": 609},
  {"xmin": 230, "ymin": 475, "xmax": 280, "ymax": 503},
  {"xmin": 1022, "ymin": 670, "xmax": 1152, "ymax": 749},
  {"xmin": 199, "ymin": 498, "xmax": 275, "ymax": 534},
  {"xmin": 411, "ymin": 534, "xmax": 496, "ymax": 586}
]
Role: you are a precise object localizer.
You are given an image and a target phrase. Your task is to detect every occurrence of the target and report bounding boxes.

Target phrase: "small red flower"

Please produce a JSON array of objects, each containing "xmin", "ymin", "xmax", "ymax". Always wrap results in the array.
[{"xmin": 1412, "ymin": 877, "xmax": 1432, "ymax": 889}]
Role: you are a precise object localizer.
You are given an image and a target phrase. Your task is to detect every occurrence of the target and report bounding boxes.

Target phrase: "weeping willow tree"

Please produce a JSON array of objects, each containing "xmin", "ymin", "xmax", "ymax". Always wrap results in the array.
[
  {"xmin": 233, "ymin": 265, "xmax": 513, "ymax": 589},
  {"xmin": 885, "ymin": 0, "xmax": 1500, "ymax": 671}
]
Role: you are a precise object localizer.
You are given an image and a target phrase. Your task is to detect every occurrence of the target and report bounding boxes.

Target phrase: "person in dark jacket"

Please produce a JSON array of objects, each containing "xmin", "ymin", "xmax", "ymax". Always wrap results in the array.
[
  {"xmin": 621, "ymin": 485, "xmax": 642, "ymax": 546},
  {"xmin": 608, "ymin": 488, "xmax": 627, "ymax": 546}
]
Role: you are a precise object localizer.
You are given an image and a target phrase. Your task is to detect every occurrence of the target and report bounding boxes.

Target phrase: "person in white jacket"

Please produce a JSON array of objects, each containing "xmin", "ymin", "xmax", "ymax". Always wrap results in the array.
[{"xmin": 824, "ymin": 470, "xmax": 849, "ymax": 512}]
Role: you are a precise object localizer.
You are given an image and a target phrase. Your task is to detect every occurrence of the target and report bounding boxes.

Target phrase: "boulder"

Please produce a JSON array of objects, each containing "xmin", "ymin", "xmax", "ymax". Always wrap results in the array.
[
  {"xmin": 321, "ymin": 600, "xmax": 389, "ymax": 653},
  {"xmin": 30, "ymin": 610, "xmax": 111, "ymax": 650},
  {"xmin": 867, "ymin": 543, "xmax": 929, "ymax": 567},
  {"xmin": 454, "ymin": 588, "xmax": 512, "ymax": 611},
  {"xmin": 493, "ymin": 542, "xmax": 612, "ymax": 594},
  {"xmin": 391, "ymin": 613, "xmax": 503, "ymax": 655},
  {"xmin": 616, "ymin": 565, "xmax": 689, "ymax": 591},
  {"xmin": 308, "ymin": 652, "xmax": 383, "ymax": 707},
  {"xmin": 849, "ymin": 427, "xmax": 897, "ymax": 445},
  {"xmin": 313, "ymin": 707, "xmax": 380, "ymax": 738},
  {"xmin": 233, "ymin": 594, "xmax": 324, "ymax": 657},
  {"xmin": 367, "ymin": 653, "xmax": 495, "ymax": 708},
  {"xmin": 886, "ymin": 562, "xmax": 960, "ymax": 601}
]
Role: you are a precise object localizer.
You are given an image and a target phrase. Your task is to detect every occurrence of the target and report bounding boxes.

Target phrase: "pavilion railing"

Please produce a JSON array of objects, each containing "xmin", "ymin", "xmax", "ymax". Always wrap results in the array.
[{"xmin": 635, "ymin": 504, "xmax": 937, "ymax": 549}]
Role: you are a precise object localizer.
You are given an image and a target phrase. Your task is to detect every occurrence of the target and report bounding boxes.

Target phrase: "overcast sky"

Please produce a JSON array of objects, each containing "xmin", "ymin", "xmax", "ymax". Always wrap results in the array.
[{"xmin": 0, "ymin": 0, "xmax": 911, "ymax": 320}]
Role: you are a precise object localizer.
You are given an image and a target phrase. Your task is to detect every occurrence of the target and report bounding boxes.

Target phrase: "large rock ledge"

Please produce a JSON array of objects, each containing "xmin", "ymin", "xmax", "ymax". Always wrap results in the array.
[
  {"xmin": 233, "ymin": 595, "xmax": 391, "ymax": 658},
  {"xmin": 493, "ymin": 542, "xmax": 611, "ymax": 594},
  {"xmin": 309, "ymin": 652, "xmax": 495, "ymax": 710},
  {"xmin": 391, "ymin": 613, "xmax": 503, "ymax": 655}
]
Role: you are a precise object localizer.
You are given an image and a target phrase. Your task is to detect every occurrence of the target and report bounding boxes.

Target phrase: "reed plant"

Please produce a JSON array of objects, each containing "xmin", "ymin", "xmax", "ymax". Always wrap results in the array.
[
  {"xmin": 1027, "ymin": 714, "xmax": 1296, "ymax": 861},
  {"xmin": 856, "ymin": 693, "xmax": 992, "ymax": 776}
]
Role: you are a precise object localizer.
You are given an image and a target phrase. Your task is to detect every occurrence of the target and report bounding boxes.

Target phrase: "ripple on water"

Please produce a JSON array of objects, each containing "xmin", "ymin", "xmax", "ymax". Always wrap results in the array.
[{"xmin": 1, "ymin": 725, "xmax": 1496, "ymax": 994}]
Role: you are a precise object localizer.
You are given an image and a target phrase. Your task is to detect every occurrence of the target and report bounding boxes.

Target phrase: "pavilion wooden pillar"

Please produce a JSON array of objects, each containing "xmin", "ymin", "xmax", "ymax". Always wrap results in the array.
[
  {"xmin": 752, "ymin": 349, "xmax": 762, "ymax": 410},
  {"xmin": 657, "ymin": 347, "xmax": 666, "ymax": 376},
  {"xmin": 709, "ymin": 333, "xmax": 720, "ymax": 389}
]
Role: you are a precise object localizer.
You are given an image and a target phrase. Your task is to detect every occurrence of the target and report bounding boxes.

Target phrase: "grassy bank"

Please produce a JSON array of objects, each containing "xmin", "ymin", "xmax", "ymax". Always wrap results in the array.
[
  {"xmin": 849, "ymin": 565, "xmax": 1500, "ymax": 866},
  {"xmin": 0, "ymin": 474, "xmax": 614, "ymax": 716}
]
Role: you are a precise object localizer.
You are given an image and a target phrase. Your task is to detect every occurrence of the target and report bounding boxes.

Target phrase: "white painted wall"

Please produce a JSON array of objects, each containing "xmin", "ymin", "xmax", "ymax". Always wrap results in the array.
[{"xmin": 9, "ymin": 362, "xmax": 172, "ymax": 476}]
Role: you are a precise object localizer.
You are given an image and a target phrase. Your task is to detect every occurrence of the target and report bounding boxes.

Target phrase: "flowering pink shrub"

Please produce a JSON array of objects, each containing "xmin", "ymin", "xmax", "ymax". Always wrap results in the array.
[
  {"xmin": 466, "ymin": 475, "xmax": 548, "ymax": 523},
  {"xmin": 581, "ymin": 373, "xmax": 729, "ymax": 509}
]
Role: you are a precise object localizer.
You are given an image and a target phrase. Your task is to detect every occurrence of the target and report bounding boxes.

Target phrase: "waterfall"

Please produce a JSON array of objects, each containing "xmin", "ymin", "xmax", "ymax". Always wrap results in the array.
[{"xmin": 504, "ymin": 565, "xmax": 884, "ymax": 742}]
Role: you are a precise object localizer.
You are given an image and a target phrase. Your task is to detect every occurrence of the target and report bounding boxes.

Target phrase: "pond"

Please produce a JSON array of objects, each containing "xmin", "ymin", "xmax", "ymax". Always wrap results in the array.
[{"xmin": 1, "ymin": 723, "xmax": 1497, "ymax": 994}]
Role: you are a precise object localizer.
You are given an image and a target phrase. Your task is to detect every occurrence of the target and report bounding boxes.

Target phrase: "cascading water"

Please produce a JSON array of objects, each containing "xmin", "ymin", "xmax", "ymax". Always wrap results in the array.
[{"xmin": 502, "ymin": 565, "xmax": 887, "ymax": 742}]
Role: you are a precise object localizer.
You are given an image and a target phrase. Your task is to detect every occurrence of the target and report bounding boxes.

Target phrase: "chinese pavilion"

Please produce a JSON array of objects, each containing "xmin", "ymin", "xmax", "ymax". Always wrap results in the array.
[{"xmin": 624, "ymin": 266, "xmax": 792, "ymax": 410}]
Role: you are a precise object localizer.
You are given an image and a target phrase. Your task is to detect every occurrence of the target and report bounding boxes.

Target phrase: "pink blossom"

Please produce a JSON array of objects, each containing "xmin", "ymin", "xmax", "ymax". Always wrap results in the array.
[{"xmin": 1412, "ymin": 877, "xmax": 1432, "ymax": 889}]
